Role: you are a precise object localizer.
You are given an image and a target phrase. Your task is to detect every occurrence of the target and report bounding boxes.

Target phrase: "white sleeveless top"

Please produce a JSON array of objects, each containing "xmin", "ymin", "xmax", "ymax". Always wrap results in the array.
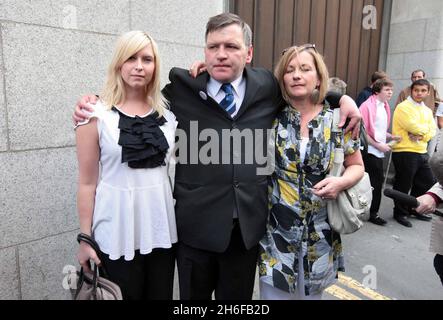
[{"xmin": 80, "ymin": 101, "xmax": 178, "ymax": 261}]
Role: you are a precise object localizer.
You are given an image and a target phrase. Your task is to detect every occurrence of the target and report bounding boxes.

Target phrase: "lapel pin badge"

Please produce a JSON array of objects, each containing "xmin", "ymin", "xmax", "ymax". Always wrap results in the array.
[{"xmin": 199, "ymin": 91, "xmax": 208, "ymax": 101}]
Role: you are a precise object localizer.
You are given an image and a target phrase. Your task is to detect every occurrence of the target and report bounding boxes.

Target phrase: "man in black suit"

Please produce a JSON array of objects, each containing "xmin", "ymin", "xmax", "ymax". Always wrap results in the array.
[
  {"xmin": 73, "ymin": 13, "xmax": 361, "ymax": 300},
  {"xmin": 163, "ymin": 14, "xmax": 281, "ymax": 300},
  {"xmin": 167, "ymin": 14, "xmax": 362, "ymax": 299}
]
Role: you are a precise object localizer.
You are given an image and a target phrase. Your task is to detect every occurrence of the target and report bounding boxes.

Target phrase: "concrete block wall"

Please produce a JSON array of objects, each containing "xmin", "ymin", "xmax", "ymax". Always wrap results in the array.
[
  {"xmin": 0, "ymin": 0, "xmax": 224, "ymax": 300},
  {"xmin": 386, "ymin": 0, "xmax": 443, "ymax": 105}
]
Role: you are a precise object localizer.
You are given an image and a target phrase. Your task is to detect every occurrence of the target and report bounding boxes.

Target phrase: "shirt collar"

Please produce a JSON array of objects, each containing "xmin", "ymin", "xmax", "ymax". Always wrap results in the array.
[
  {"xmin": 407, "ymin": 95, "xmax": 426, "ymax": 107},
  {"xmin": 208, "ymin": 75, "xmax": 244, "ymax": 97},
  {"xmin": 375, "ymin": 97, "xmax": 386, "ymax": 106}
]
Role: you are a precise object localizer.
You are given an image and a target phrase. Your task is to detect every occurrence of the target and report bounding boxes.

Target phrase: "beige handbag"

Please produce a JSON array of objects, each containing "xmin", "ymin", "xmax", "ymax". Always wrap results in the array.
[
  {"xmin": 74, "ymin": 233, "xmax": 123, "ymax": 300},
  {"xmin": 75, "ymin": 265, "xmax": 123, "ymax": 300},
  {"xmin": 326, "ymin": 109, "xmax": 372, "ymax": 234}
]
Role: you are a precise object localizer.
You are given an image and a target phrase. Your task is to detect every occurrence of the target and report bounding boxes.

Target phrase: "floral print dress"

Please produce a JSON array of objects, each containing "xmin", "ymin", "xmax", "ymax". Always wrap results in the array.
[{"xmin": 258, "ymin": 103, "xmax": 360, "ymax": 296}]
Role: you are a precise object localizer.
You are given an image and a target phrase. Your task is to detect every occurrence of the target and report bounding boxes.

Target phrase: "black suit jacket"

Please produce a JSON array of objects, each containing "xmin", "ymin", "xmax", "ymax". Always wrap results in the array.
[{"xmin": 162, "ymin": 67, "xmax": 283, "ymax": 252}]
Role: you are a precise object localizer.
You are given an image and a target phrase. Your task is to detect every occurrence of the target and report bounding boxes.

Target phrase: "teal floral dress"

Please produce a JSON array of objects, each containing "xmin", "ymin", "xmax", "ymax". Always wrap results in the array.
[{"xmin": 258, "ymin": 103, "xmax": 360, "ymax": 295}]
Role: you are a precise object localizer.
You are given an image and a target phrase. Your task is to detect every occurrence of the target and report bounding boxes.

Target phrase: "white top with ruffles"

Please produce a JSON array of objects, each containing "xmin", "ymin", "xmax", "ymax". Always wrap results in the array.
[{"xmin": 78, "ymin": 101, "xmax": 178, "ymax": 261}]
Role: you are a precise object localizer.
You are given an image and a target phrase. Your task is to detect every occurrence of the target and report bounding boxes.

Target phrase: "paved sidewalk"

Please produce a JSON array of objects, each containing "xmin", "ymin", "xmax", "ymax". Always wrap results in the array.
[{"xmin": 171, "ymin": 185, "xmax": 443, "ymax": 300}]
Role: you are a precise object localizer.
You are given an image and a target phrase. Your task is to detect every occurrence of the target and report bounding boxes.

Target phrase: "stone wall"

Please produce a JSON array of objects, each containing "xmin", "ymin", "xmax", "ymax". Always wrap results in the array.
[{"xmin": 386, "ymin": 0, "xmax": 443, "ymax": 104}]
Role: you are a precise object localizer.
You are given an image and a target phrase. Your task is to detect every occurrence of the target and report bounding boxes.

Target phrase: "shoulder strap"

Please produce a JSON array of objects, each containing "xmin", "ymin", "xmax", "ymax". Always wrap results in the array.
[
  {"xmin": 329, "ymin": 108, "xmax": 344, "ymax": 176},
  {"xmin": 331, "ymin": 108, "xmax": 341, "ymax": 133}
]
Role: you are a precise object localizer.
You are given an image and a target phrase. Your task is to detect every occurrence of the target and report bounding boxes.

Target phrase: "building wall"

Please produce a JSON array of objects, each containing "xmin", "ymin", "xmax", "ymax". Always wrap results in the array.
[
  {"xmin": 386, "ymin": 0, "xmax": 443, "ymax": 104},
  {"xmin": 0, "ymin": 0, "xmax": 224, "ymax": 300}
]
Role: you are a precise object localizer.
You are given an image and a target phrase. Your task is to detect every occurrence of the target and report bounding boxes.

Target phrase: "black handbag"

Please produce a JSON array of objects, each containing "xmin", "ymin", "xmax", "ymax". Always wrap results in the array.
[{"xmin": 74, "ymin": 233, "xmax": 122, "ymax": 300}]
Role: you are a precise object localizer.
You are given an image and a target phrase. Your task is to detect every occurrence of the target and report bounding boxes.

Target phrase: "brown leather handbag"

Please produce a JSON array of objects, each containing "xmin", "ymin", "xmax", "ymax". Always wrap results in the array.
[{"xmin": 74, "ymin": 233, "xmax": 123, "ymax": 300}]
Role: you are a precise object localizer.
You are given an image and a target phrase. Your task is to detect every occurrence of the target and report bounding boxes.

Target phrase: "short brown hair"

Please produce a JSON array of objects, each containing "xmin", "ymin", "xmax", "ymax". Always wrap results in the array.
[
  {"xmin": 275, "ymin": 45, "xmax": 329, "ymax": 105},
  {"xmin": 328, "ymin": 77, "xmax": 347, "ymax": 95},
  {"xmin": 411, "ymin": 78, "xmax": 430, "ymax": 91},
  {"xmin": 205, "ymin": 13, "xmax": 252, "ymax": 47},
  {"xmin": 371, "ymin": 71, "xmax": 387, "ymax": 84},
  {"xmin": 372, "ymin": 78, "xmax": 394, "ymax": 93}
]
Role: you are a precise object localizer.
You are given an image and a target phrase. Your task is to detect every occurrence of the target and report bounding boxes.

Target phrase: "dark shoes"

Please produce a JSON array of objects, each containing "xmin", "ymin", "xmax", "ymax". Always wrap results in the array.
[
  {"xmin": 369, "ymin": 215, "xmax": 387, "ymax": 226},
  {"xmin": 410, "ymin": 212, "xmax": 432, "ymax": 221},
  {"xmin": 394, "ymin": 215, "xmax": 412, "ymax": 228},
  {"xmin": 393, "ymin": 211, "xmax": 431, "ymax": 227}
]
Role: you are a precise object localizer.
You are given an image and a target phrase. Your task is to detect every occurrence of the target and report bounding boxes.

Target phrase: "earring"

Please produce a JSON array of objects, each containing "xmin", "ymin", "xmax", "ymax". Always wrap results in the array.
[{"xmin": 311, "ymin": 87, "xmax": 320, "ymax": 104}]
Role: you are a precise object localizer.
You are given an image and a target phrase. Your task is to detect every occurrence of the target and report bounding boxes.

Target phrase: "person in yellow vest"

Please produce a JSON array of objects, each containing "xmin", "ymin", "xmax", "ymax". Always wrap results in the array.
[{"xmin": 391, "ymin": 79, "xmax": 437, "ymax": 227}]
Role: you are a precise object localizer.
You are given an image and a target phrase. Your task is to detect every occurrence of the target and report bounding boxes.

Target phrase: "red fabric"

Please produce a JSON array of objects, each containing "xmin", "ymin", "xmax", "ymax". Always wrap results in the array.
[{"xmin": 426, "ymin": 192, "xmax": 442, "ymax": 205}]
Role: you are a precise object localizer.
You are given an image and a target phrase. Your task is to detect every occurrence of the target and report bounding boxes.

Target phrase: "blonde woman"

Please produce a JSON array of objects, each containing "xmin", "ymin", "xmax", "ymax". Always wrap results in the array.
[
  {"xmin": 75, "ymin": 31, "xmax": 177, "ymax": 300},
  {"xmin": 258, "ymin": 45, "xmax": 364, "ymax": 300}
]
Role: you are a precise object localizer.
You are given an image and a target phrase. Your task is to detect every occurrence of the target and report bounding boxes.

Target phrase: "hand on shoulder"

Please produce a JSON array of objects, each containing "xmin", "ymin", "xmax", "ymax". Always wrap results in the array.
[{"xmin": 73, "ymin": 94, "xmax": 98, "ymax": 125}]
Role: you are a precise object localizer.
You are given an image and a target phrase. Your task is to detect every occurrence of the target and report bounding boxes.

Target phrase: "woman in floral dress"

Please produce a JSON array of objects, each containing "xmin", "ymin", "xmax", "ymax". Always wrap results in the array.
[{"xmin": 258, "ymin": 45, "xmax": 364, "ymax": 300}]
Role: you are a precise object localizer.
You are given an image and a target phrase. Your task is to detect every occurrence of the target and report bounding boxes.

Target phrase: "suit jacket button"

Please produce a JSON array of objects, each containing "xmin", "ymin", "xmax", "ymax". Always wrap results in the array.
[{"xmin": 234, "ymin": 181, "xmax": 239, "ymax": 188}]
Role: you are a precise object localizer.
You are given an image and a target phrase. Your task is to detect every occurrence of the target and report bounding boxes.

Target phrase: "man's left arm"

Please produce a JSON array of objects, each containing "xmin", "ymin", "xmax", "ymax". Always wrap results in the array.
[
  {"xmin": 326, "ymin": 92, "xmax": 361, "ymax": 139},
  {"xmin": 161, "ymin": 68, "xmax": 177, "ymax": 112}
]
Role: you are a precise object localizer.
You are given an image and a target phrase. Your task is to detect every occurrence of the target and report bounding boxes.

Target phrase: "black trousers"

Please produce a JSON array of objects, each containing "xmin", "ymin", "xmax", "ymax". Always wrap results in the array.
[
  {"xmin": 392, "ymin": 152, "xmax": 436, "ymax": 217},
  {"xmin": 363, "ymin": 153, "xmax": 384, "ymax": 216},
  {"xmin": 177, "ymin": 221, "xmax": 259, "ymax": 300},
  {"xmin": 100, "ymin": 245, "xmax": 176, "ymax": 300},
  {"xmin": 435, "ymin": 254, "xmax": 443, "ymax": 286}
]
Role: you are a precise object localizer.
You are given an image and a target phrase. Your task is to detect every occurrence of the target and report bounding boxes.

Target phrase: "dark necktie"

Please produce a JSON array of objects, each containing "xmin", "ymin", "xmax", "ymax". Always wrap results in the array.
[{"xmin": 219, "ymin": 83, "xmax": 236, "ymax": 116}]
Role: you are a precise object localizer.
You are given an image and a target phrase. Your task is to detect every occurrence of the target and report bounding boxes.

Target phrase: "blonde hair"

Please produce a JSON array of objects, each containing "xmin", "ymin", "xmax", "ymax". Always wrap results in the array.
[
  {"xmin": 101, "ymin": 30, "xmax": 168, "ymax": 116},
  {"xmin": 274, "ymin": 45, "xmax": 329, "ymax": 105}
]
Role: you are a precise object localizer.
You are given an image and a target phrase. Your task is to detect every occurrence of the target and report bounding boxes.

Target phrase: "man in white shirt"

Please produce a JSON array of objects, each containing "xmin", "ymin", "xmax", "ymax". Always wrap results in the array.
[{"xmin": 360, "ymin": 78, "xmax": 401, "ymax": 225}]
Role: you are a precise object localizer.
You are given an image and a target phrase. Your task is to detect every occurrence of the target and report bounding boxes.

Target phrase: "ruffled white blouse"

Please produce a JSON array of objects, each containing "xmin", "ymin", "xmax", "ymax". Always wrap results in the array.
[{"xmin": 79, "ymin": 101, "xmax": 178, "ymax": 261}]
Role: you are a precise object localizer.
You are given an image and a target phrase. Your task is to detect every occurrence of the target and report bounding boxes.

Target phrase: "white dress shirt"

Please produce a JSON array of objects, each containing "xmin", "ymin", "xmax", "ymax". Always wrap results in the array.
[
  {"xmin": 207, "ymin": 75, "xmax": 246, "ymax": 218},
  {"xmin": 368, "ymin": 99, "xmax": 388, "ymax": 158},
  {"xmin": 407, "ymin": 95, "xmax": 427, "ymax": 108},
  {"xmin": 207, "ymin": 75, "xmax": 246, "ymax": 117}
]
